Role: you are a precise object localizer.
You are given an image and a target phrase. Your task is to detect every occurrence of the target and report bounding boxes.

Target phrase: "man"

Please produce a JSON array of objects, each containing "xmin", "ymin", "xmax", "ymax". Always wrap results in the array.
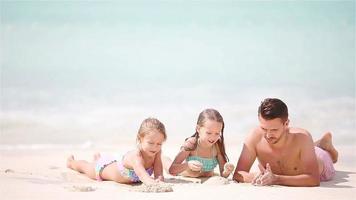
[{"xmin": 233, "ymin": 98, "xmax": 338, "ymax": 186}]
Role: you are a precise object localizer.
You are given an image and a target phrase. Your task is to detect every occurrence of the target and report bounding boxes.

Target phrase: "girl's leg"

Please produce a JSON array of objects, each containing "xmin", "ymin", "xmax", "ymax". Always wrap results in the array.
[{"xmin": 67, "ymin": 155, "xmax": 96, "ymax": 179}]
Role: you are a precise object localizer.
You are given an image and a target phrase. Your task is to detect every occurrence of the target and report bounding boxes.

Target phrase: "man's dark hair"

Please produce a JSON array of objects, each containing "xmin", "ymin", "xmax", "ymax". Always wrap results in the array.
[{"xmin": 258, "ymin": 98, "xmax": 288, "ymax": 122}]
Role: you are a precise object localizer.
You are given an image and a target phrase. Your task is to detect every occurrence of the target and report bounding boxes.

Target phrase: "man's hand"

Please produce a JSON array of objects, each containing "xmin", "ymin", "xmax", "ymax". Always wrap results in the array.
[
  {"xmin": 252, "ymin": 170, "xmax": 263, "ymax": 185},
  {"xmin": 252, "ymin": 163, "xmax": 276, "ymax": 186}
]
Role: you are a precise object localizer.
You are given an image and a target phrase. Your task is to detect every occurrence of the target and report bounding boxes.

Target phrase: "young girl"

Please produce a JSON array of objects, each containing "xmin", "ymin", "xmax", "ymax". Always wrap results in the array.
[
  {"xmin": 67, "ymin": 117, "xmax": 167, "ymax": 185},
  {"xmin": 168, "ymin": 108, "xmax": 234, "ymax": 178}
]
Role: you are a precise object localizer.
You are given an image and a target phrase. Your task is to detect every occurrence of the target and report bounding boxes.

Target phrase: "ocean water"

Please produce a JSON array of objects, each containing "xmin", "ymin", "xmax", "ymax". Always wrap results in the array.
[{"xmin": 0, "ymin": 1, "xmax": 355, "ymax": 149}]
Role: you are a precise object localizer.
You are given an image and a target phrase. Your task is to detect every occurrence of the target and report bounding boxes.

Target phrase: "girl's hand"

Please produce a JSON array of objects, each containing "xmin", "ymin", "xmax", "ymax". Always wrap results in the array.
[
  {"xmin": 188, "ymin": 160, "xmax": 203, "ymax": 172},
  {"xmin": 156, "ymin": 175, "xmax": 164, "ymax": 182},
  {"xmin": 145, "ymin": 178, "xmax": 163, "ymax": 186},
  {"xmin": 223, "ymin": 162, "xmax": 235, "ymax": 175},
  {"xmin": 154, "ymin": 179, "xmax": 164, "ymax": 184}
]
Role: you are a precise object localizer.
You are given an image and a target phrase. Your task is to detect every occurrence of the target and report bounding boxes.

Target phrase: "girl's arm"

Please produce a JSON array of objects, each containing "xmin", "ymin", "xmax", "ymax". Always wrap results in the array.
[
  {"xmin": 216, "ymin": 144, "xmax": 234, "ymax": 178},
  {"xmin": 168, "ymin": 149, "xmax": 190, "ymax": 175},
  {"xmin": 153, "ymin": 150, "xmax": 164, "ymax": 181},
  {"xmin": 168, "ymin": 137, "xmax": 196, "ymax": 175},
  {"xmin": 132, "ymin": 151, "xmax": 157, "ymax": 185},
  {"xmin": 216, "ymin": 144, "xmax": 227, "ymax": 176}
]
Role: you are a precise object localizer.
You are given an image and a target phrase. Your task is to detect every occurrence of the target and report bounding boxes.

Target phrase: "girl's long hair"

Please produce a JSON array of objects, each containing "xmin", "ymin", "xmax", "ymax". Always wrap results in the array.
[{"xmin": 185, "ymin": 109, "xmax": 229, "ymax": 162}]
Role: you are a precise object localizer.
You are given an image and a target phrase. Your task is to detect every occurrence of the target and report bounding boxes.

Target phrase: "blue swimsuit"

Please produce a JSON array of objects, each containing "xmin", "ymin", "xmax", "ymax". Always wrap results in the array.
[
  {"xmin": 186, "ymin": 144, "xmax": 218, "ymax": 172},
  {"xmin": 95, "ymin": 154, "xmax": 153, "ymax": 182}
]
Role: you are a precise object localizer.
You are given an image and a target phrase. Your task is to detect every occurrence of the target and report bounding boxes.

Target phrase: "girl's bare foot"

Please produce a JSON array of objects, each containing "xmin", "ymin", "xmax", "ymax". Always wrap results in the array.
[
  {"xmin": 314, "ymin": 132, "xmax": 338, "ymax": 163},
  {"xmin": 67, "ymin": 155, "xmax": 75, "ymax": 169}
]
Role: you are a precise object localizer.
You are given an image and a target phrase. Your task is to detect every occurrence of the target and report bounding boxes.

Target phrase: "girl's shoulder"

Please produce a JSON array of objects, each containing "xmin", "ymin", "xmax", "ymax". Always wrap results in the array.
[
  {"xmin": 123, "ymin": 149, "xmax": 142, "ymax": 160},
  {"xmin": 122, "ymin": 149, "xmax": 147, "ymax": 167},
  {"xmin": 181, "ymin": 137, "xmax": 197, "ymax": 151},
  {"xmin": 185, "ymin": 137, "xmax": 197, "ymax": 145}
]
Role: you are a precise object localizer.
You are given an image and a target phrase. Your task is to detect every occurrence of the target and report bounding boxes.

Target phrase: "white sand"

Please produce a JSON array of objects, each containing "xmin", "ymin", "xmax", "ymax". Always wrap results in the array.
[{"xmin": 0, "ymin": 143, "xmax": 355, "ymax": 200}]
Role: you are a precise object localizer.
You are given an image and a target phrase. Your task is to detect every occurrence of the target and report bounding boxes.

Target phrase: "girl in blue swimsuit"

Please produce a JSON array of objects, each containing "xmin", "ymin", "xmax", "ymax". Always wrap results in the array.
[
  {"xmin": 169, "ymin": 109, "xmax": 235, "ymax": 178},
  {"xmin": 67, "ymin": 118, "xmax": 167, "ymax": 185}
]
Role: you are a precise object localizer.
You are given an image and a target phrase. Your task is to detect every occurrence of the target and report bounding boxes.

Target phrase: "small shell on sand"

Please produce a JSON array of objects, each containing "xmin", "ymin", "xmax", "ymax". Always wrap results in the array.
[
  {"xmin": 48, "ymin": 166, "xmax": 60, "ymax": 170},
  {"xmin": 68, "ymin": 185, "xmax": 96, "ymax": 192},
  {"xmin": 130, "ymin": 183, "xmax": 173, "ymax": 193},
  {"xmin": 202, "ymin": 176, "xmax": 230, "ymax": 185},
  {"xmin": 5, "ymin": 169, "xmax": 15, "ymax": 173}
]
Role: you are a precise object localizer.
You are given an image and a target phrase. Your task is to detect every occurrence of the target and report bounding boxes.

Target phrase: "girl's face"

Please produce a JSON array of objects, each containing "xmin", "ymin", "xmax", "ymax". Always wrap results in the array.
[
  {"xmin": 139, "ymin": 130, "xmax": 165, "ymax": 157},
  {"xmin": 197, "ymin": 120, "xmax": 223, "ymax": 147}
]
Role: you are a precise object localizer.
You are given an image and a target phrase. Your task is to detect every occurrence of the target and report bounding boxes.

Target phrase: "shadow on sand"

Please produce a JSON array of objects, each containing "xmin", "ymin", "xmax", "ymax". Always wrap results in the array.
[{"xmin": 320, "ymin": 170, "xmax": 356, "ymax": 188}]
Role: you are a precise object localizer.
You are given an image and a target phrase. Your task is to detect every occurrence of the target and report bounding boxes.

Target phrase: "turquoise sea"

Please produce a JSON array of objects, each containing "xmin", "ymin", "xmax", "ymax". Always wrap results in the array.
[{"xmin": 1, "ymin": 1, "xmax": 355, "ymax": 148}]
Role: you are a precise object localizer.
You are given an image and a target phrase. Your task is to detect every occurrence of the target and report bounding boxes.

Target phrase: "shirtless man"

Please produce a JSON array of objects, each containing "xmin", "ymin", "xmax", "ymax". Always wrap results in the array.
[{"xmin": 233, "ymin": 98, "xmax": 338, "ymax": 186}]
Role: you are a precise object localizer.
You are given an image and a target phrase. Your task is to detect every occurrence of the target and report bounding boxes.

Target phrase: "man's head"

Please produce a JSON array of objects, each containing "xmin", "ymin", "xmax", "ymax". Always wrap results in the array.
[
  {"xmin": 258, "ymin": 98, "xmax": 289, "ymax": 144},
  {"xmin": 258, "ymin": 98, "xmax": 288, "ymax": 122}
]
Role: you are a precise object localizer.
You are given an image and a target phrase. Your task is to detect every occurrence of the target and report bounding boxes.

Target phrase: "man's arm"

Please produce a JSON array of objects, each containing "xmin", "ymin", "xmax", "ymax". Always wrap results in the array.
[
  {"xmin": 273, "ymin": 174, "xmax": 320, "ymax": 187},
  {"xmin": 233, "ymin": 130, "xmax": 259, "ymax": 182}
]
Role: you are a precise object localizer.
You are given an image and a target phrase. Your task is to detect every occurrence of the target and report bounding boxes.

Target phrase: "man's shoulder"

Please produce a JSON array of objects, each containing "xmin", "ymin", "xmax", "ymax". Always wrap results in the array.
[
  {"xmin": 289, "ymin": 127, "xmax": 311, "ymax": 136},
  {"xmin": 245, "ymin": 127, "xmax": 264, "ymax": 143},
  {"xmin": 289, "ymin": 127, "xmax": 313, "ymax": 143}
]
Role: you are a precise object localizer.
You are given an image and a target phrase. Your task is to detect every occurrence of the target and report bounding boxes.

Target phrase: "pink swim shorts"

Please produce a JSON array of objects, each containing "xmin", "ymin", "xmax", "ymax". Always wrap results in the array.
[{"xmin": 315, "ymin": 146, "xmax": 335, "ymax": 181}]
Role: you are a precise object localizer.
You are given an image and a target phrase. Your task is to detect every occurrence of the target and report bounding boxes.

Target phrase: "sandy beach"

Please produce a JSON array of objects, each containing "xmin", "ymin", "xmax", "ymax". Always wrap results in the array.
[
  {"xmin": 1, "ymin": 1, "xmax": 355, "ymax": 200},
  {"xmin": 1, "ymin": 141, "xmax": 355, "ymax": 200}
]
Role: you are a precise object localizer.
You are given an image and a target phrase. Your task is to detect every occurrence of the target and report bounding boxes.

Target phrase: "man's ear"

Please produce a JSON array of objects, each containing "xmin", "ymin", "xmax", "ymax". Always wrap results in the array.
[{"xmin": 285, "ymin": 119, "xmax": 290, "ymax": 126}]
